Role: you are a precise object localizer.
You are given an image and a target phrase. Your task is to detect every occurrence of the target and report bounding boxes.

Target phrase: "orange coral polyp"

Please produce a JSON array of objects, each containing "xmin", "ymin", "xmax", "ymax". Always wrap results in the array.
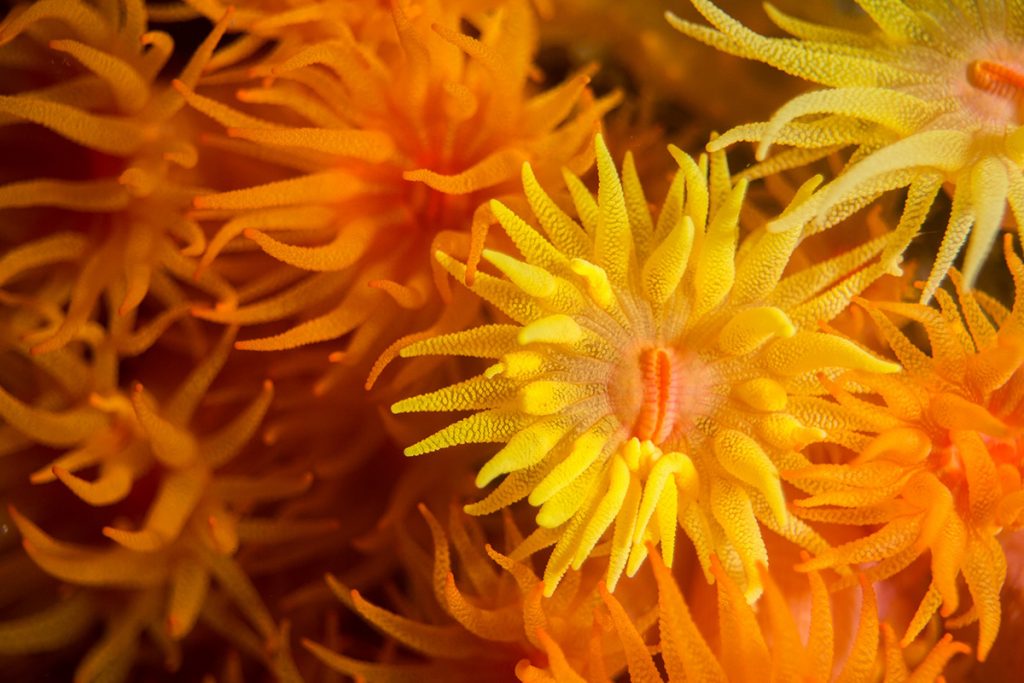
[
  {"xmin": 180, "ymin": 0, "xmax": 614, "ymax": 365},
  {"xmin": 0, "ymin": 1, "xmax": 235, "ymax": 355},
  {"xmin": 788, "ymin": 238, "xmax": 1024, "ymax": 661}
]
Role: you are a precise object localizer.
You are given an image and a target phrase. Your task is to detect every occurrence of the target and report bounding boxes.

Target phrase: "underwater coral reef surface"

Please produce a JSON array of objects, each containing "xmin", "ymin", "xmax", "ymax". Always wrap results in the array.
[{"xmin": 1, "ymin": 0, "xmax": 1022, "ymax": 681}]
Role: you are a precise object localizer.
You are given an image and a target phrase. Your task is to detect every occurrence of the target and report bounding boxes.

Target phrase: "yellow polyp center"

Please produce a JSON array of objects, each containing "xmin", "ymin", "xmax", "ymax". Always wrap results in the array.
[
  {"xmin": 968, "ymin": 59, "xmax": 1024, "ymax": 104},
  {"xmin": 634, "ymin": 347, "xmax": 685, "ymax": 444}
]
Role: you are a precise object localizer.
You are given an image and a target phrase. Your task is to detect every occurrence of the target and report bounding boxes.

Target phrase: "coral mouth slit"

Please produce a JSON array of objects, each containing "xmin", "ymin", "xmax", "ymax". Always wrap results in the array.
[
  {"xmin": 633, "ymin": 346, "xmax": 686, "ymax": 445},
  {"xmin": 968, "ymin": 59, "xmax": 1024, "ymax": 102}
]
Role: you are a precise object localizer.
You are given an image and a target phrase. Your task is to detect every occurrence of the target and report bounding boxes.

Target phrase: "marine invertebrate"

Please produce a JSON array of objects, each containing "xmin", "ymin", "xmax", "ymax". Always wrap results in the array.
[
  {"xmin": 786, "ymin": 236, "xmax": 1024, "ymax": 661},
  {"xmin": 0, "ymin": 0, "xmax": 235, "ymax": 354},
  {"xmin": 393, "ymin": 134, "xmax": 901, "ymax": 597},
  {"xmin": 173, "ymin": 0, "xmax": 399, "ymax": 74},
  {"xmin": 305, "ymin": 504, "xmax": 650, "ymax": 682},
  {"xmin": 179, "ymin": 0, "xmax": 616, "ymax": 380},
  {"xmin": 668, "ymin": 0, "xmax": 1024, "ymax": 300},
  {"xmin": 3, "ymin": 1, "xmax": 1023, "ymax": 681},
  {"xmin": 0, "ymin": 324, "xmax": 319, "ymax": 680},
  {"xmin": 601, "ymin": 547, "xmax": 970, "ymax": 683}
]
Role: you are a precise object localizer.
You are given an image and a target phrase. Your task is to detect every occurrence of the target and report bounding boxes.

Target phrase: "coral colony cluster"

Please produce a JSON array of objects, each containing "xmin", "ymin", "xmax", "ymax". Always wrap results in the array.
[{"xmin": 4, "ymin": 0, "xmax": 1024, "ymax": 682}]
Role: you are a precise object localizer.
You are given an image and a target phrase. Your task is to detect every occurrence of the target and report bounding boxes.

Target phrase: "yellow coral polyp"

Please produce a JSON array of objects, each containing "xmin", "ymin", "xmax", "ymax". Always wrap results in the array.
[
  {"xmin": 669, "ymin": 0, "xmax": 1024, "ymax": 301},
  {"xmin": 788, "ymin": 236, "xmax": 1024, "ymax": 661},
  {"xmin": 394, "ymin": 133, "xmax": 901, "ymax": 598}
]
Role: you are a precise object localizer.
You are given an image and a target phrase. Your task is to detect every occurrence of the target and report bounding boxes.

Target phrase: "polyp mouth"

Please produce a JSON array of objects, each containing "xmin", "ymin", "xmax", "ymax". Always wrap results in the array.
[
  {"xmin": 610, "ymin": 344, "xmax": 714, "ymax": 448},
  {"xmin": 968, "ymin": 59, "xmax": 1024, "ymax": 102},
  {"xmin": 961, "ymin": 56, "xmax": 1024, "ymax": 127}
]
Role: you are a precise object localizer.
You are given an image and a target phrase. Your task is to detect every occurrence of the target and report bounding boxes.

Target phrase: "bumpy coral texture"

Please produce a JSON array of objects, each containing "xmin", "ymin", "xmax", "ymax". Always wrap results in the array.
[
  {"xmin": 788, "ymin": 236, "xmax": 1024, "ymax": 661},
  {"xmin": 669, "ymin": 0, "xmax": 1024, "ymax": 301},
  {"xmin": 393, "ymin": 134, "xmax": 903, "ymax": 599}
]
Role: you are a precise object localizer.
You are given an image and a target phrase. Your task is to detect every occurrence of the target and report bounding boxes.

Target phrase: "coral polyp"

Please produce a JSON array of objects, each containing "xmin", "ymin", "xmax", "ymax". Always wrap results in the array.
[
  {"xmin": 393, "ymin": 134, "xmax": 900, "ymax": 597},
  {"xmin": 0, "ymin": 325, "xmax": 317, "ymax": 680},
  {"xmin": 0, "ymin": 0, "xmax": 234, "ymax": 354},
  {"xmin": 600, "ymin": 548, "xmax": 970, "ymax": 683},
  {"xmin": 669, "ymin": 0, "xmax": 1024, "ymax": 300},
  {"xmin": 787, "ymin": 236, "xmax": 1024, "ymax": 661},
  {"xmin": 307, "ymin": 504, "xmax": 647, "ymax": 682},
  {"xmin": 178, "ymin": 0, "xmax": 616, "ymax": 373}
]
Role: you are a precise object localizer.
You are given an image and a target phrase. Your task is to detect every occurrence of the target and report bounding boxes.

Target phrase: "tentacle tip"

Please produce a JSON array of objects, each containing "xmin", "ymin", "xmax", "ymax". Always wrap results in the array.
[{"xmin": 850, "ymin": 295, "xmax": 873, "ymax": 309}]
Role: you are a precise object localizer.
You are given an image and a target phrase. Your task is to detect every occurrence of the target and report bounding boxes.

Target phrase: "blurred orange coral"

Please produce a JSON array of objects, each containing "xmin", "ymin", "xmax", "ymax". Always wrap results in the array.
[
  {"xmin": 0, "ymin": 0, "xmax": 235, "ymax": 355},
  {"xmin": 0, "ymin": 324, "xmax": 321, "ymax": 680},
  {"xmin": 178, "ymin": 0, "xmax": 617, "ymax": 388},
  {"xmin": 306, "ymin": 503, "xmax": 654, "ymax": 682}
]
